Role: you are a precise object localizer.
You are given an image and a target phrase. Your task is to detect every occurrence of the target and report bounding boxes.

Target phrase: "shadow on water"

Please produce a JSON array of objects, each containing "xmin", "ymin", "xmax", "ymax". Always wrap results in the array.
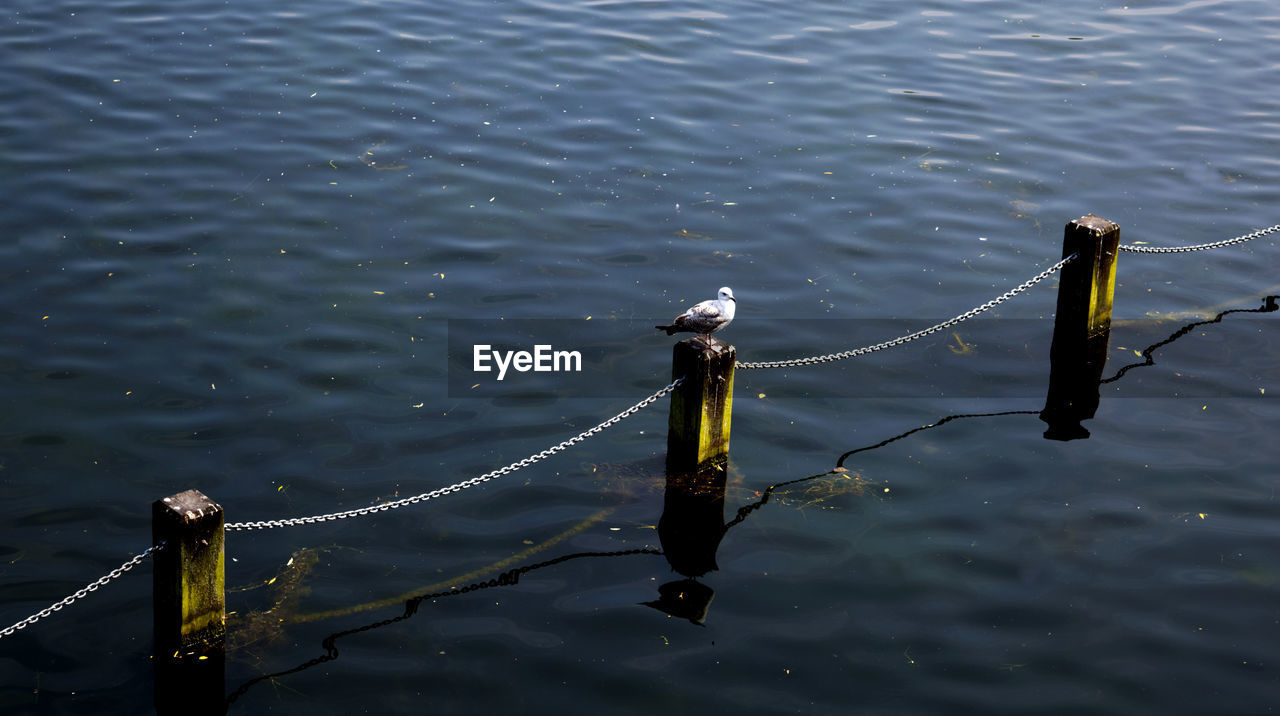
[
  {"xmin": 223, "ymin": 548, "xmax": 663, "ymax": 708},
  {"xmin": 1042, "ymin": 294, "xmax": 1277, "ymax": 439},
  {"xmin": 1101, "ymin": 295, "xmax": 1277, "ymax": 384},
  {"xmin": 215, "ymin": 296, "xmax": 1276, "ymax": 709}
]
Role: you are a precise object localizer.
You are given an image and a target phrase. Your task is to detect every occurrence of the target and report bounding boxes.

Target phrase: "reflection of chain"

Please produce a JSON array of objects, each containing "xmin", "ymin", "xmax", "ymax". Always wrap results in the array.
[
  {"xmin": 737, "ymin": 255, "xmax": 1076, "ymax": 370},
  {"xmin": 226, "ymin": 379, "xmax": 683, "ymax": 531},
  {"xmin": 0, "ymin": 544, "xmax": 162, "ymax": 640},
  {"xmin": 1119, "ymin": 225, "xmax": 1279, "ymax": 253}
]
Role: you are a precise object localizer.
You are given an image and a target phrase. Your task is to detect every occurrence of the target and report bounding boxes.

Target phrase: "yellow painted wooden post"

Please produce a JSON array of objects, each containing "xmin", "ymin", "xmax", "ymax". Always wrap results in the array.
[
  {"xmin": 667, "ymin": 338, "xmax": 735, "ymax": 472},
  {"xmin": 1041, "ymin": 215, "xmax": 1120, "ymax": 440},
  {"xmin": 153, "ymin": 489, "xmax": 225, "ymax": 714}
]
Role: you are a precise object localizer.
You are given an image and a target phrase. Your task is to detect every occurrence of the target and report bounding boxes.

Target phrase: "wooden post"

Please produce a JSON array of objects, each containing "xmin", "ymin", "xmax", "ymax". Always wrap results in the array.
[
  {"xmin": 153, "ymin": 489, "xmax": 225, "ymax": 714},
  {"xmin": 1041, "ymin": 215, "xmax": 1120, "ymax": 440},
  {"xmin": 666, "ymin": 337, "xmax": 735, "ymax": 472}
]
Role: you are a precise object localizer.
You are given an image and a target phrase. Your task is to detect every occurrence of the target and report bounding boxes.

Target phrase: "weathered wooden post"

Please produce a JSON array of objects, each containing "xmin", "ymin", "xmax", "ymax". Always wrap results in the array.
[
  {"xmin": 1041, "ymin": 214, "xmax": 1120, "ymax": 440},
  {"xmin": 666, "ymin": 337, "xmax": 735, "ymax": 472},
  {"xmin": 153, "ymin": 489, "xmax": 225, "ymax": 714}
]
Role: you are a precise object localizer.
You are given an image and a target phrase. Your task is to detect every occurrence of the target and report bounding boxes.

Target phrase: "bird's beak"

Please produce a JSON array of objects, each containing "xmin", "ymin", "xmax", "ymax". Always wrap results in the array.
[{"xmin": 728, "ymin": 296, "xmax": 736, "ymax": 302}]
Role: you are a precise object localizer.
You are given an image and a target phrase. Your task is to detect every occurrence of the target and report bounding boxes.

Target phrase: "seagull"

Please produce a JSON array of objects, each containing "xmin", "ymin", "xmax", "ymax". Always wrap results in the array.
[{"xmin": 655, "ymin": 286, "xmax": 736, "ymax": 342}]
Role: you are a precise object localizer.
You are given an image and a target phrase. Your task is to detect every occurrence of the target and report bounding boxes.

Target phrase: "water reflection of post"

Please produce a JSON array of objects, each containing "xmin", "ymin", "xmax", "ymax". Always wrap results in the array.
[
  {"xmin": 645, "ymin": 462, "xmax": 727, "ymax": 625},
  {"xmin": 1041, "ymin": 215, "xmax": 1120, "ymax": 441},
  {"xmin": 153, "ymin": 489, "xmax": 227, "ymax": 715}
]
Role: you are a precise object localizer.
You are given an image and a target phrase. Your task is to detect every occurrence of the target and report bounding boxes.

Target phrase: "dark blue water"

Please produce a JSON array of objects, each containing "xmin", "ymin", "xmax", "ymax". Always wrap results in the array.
[{"xmin": 2, "ymin": 0, "xmax": 1279, "ymax": 713}]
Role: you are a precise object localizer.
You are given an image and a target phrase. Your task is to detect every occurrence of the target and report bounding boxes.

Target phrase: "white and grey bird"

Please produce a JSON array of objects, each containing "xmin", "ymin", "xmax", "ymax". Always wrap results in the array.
[{"xmin": 655, "ymin": 286, "xmax": 736, "ymax": 340}]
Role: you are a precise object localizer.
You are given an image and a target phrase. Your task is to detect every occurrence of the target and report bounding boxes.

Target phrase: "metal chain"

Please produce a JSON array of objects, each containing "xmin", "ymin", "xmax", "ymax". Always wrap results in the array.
[
  {"xmin": 0, "ymin": 381, "xmax": 682, "ymax": 635},
  {"xmin": 1119, "ymin": 224, "xmax": 1279, "ymax": 253},
  {"xmin": 7, "ymin": 225, "xmax": 1272, "ymax": 639},
  {"xmin": 0, "ymin": 544, "xmax": 162, "ymax": 641},
  {"xmin": 737, "ymin": 254, "xmax": 1076, "ymax": 370},
  {"xmin": 226, "ymin": 379, "xmax": 683, "ymax": 530},
  {"xmin": 9, "ymin": 226, "xmax": 1270, "ymax": 639}
]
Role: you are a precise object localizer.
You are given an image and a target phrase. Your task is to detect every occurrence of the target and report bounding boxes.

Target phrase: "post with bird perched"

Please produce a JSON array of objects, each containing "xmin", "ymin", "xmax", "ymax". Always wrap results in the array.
[
  {"xmin": 1040, "ymin": 215, "xmax": 1120, "ymax": 441},
  {"xmin": 657, "ymin": 287, "xmax": 737, "ymax": 473}
]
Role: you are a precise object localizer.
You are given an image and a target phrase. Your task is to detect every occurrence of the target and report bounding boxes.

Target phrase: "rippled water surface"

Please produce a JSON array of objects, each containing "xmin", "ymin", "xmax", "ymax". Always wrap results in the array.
[{"xmin": 2, "ymin": 0, "xmax": 1279, "ymax": 713}]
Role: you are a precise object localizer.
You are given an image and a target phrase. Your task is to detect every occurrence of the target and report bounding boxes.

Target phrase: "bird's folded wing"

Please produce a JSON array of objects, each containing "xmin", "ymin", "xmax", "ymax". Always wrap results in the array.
[{"xmin": 687, "ymin": 302, "xmax": 723, "ymax": 318}]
